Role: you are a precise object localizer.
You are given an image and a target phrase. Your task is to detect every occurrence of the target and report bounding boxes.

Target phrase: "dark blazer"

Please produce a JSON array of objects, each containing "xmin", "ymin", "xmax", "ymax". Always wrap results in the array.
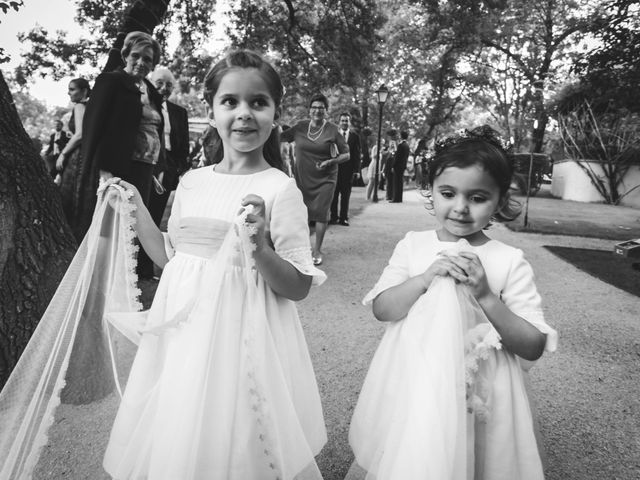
[
  {"xmin": 338, "ymin": 129, "xmax": 361, "ymax": 177},
  {"xmin": 393, "ymin": 140, "xmax": 411, "ymax": 173},
  {"xmin": 81, "ymin": 68, "xmax": 165, "ymax": 179},
  {"xmin": 160, "ymin": 101, "xmax": 190, "ymax": 191},
  {"xmin": 46, "ymin": 131, "xmax": 70, "ymax": 156}
]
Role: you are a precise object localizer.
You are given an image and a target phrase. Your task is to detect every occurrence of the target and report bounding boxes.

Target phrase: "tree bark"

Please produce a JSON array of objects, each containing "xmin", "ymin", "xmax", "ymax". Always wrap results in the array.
[{"xmin": 0, "ymin": 71, "xmax": 77, "ymax": 387}]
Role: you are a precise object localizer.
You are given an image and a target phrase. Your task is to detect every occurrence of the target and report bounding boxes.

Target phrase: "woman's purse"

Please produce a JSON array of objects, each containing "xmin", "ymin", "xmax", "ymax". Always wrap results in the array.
[{"xmin": 330, "ymin": 142, "xmax": 339, "ymax": 159}]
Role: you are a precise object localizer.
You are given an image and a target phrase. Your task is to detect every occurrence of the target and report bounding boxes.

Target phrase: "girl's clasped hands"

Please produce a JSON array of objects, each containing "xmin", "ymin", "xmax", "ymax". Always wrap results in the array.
[{"xmin": 423, "ymin": 251, "xmax": 492, "ymax": 300}]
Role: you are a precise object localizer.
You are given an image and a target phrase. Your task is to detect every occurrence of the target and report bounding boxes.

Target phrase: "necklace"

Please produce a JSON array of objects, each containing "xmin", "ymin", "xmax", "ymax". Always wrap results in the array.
[{"xmin": 307, "ymin": 120, "xmax": 326, "ymax": 142}]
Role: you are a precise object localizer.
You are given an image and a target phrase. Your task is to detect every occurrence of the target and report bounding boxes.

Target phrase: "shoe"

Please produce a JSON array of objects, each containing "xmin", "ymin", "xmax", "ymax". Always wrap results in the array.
[
  {"xmin": 328, "ymin": 218, "xmax": 339, "ymax": 225},
  {"xmin": 312, "ymin": 255, "xmax": 323, "ymax": 266},
  {"xmin": 339, "ymin": 219, "xmax": 350, "ymax": 226}
]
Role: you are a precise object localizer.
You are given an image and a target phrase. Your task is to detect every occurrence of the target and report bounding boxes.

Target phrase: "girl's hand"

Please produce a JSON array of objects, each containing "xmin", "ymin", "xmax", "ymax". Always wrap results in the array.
[
  {"xmin": 420, "ymin": 255, "xmax": 468, "ymax": 290},
  {"xmin": 239, "ymin": 194, "xmax": 267, "ymax": 253},
  {"xmin": 100, "ymin": 177, "xmax": 144, "ymax": 208},
  {"xmin": 449, "ymin": 251, "xmax": 492, "ymax": 300}
]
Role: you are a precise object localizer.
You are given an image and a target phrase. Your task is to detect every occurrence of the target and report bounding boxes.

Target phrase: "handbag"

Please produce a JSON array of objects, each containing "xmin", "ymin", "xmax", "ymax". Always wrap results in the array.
[{"xmin": 330, "ymin": 142, "xmax": 339, "ymax": 158}]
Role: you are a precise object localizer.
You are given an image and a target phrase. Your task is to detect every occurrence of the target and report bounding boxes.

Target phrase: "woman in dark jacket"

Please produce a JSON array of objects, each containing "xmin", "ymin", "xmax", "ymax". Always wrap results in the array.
[{"xmin": 79, "ymin": 31, "xmax": 165, "ymax": 239}]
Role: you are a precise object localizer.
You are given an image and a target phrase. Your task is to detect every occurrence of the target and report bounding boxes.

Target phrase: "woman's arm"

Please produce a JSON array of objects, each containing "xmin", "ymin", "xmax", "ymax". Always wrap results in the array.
[
  {"xmin": 56, "ymin": 104, "xmax": 85, "ymax": 170},
  {"xmin": 318, "ymin": 151, "xmax": 350, "ymax": 169}
]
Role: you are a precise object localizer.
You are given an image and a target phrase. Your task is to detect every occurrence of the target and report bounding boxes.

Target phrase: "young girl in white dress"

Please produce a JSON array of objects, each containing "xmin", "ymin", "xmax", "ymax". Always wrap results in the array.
[
  {"xmin": 349, "ymin": 126, "xmax": 558, "ymax": 480},
  {"xmin": 102, "ymin": 50, "xmax": 327, "ymax": 479}
]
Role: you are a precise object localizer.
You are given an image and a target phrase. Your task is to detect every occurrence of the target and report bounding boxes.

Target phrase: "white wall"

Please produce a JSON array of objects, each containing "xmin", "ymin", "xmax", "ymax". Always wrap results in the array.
[{"xmin": 551, "ymin": 160, "xmax": 640, "ymax": 207}]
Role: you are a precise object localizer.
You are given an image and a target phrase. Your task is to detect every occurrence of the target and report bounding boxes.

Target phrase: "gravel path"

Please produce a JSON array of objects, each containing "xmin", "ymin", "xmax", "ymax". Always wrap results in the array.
[{"xmin": 35, "ymin": 186, "xmax": 640, "ymax": 479}]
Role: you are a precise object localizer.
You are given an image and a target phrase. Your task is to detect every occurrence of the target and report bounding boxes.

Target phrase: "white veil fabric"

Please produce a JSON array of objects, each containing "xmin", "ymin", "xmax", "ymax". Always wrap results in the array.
[
  {"xmin": 0, "ymin": 189, "xmax": 325, "ymax": 480},
  {"xmin": 0, "ymin": 184, "xmax": 141, "ymax": 479},
  {"xmin": 349, "ymin": 240, "xmax": 545, "ymax": 480}
]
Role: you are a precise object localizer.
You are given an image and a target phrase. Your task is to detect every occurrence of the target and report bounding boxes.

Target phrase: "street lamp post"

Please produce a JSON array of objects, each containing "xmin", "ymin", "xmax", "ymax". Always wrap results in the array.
[{"xmin": 372, "ymin": 84, "xmax": 389, "ymax": 203}]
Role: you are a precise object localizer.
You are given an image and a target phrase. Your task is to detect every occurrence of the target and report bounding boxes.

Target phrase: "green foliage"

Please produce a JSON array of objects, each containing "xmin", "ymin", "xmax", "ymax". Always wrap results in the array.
[
  {"xmin": 0, "ymin": 0, "xmax": 22, "ymax": 13},
  {"xmin": 573, "ymin": 0, "xmax": 640, "ymax": 112},
  {"xmin": 11, "ymin": 0, "xmax": 216, "ymax": 84},
  {"xmin": 224, "ymin": 0, "xmax": 384, "ymax": 114},
  {"xmin": 0, "ymin": 0, "xmax": 24, "ymax": 63}
]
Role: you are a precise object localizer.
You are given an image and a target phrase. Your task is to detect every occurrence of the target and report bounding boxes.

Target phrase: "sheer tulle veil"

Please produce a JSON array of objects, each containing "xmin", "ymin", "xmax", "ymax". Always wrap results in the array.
[
  {"xmin": 0, "ymin": 184, "xmax": 141, "ymax": 479},
  {"xmin": 0, "ymin": 184, "xmax": 325, "ymax": 480}
]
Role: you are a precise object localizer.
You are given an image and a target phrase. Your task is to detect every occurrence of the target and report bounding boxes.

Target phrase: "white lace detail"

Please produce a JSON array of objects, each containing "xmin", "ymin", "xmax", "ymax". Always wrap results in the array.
[
  {"xmin": 464, "ymin": 323, "xmax": 502, "ymax": 421},
  {"xmin": 279, "ymin": 246, "xmax": 313, "ymax": 268},
  {"xmin": 117, "ymin": 190, "xmax": 142, "ymax": 311}
]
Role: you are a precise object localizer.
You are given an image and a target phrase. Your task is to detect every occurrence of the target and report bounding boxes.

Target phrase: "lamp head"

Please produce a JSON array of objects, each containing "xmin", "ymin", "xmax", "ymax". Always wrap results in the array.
[{"xmin": 376, "ymin": 84, "xmax": 389, "ymax": 105}]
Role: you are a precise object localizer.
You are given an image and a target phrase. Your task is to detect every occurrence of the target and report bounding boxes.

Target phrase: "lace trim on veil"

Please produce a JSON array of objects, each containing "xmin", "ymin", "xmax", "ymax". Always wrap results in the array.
[{"xmin": 0, "ymin": 185, "xmax": 141, "ymax": 479}]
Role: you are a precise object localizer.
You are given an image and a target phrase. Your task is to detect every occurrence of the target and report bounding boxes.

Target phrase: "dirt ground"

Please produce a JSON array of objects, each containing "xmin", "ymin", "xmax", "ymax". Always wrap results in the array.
[{"xmin": 33, "ymin": 184, "xmax": 640, "ymax": 479}]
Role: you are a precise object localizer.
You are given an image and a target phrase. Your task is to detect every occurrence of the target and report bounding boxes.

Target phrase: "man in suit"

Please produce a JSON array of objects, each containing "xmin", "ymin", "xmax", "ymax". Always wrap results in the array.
[
  {"xmin": 383, "ymin": 130, "xmax": 398, "ymax": 200},
  {"xmin": 391, "ymin": 130, "xmax": 411, "ymax": 203},
  {"xmin": 44, "ymin": 120, "xmax": 70, "ymax": 178},
  {"xmin": 330, "ymin": 112, "xmax": 361, "ymax": 226},
  {"xmin": 148, "ymin": 67, "xmax": 190, "ymax": 228}
]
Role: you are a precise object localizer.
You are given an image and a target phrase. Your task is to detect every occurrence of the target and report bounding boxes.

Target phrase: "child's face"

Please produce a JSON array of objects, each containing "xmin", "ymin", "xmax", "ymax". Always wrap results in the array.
[
  {"xmin": 432, "ymin": 164, "xmax": 501, "ymax": 243},
  {"xmin": 210, "ymin": 68, "xmax": 277, "ymax": 160}
]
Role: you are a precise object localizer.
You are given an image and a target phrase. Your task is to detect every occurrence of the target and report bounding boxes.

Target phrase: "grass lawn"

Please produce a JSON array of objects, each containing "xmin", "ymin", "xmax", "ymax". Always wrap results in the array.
[
  {"xmin": 544, "ymin": 246, "xmax": 640, "ymax": 298},
  {"xmin": 506, "ymin": 186, "xmax": 640, "ymax": 297}
]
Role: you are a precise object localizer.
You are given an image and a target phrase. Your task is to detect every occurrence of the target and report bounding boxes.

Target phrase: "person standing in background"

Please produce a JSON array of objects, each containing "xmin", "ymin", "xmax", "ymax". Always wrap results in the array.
[
  {"xmin": 384, "ymin": 131, "xmax": 397, "ymax": 201},
  {"xmin": 81, "ymin": 31, "xmax": 165, "ymax": 215},
  {"xmin": 147, "ymin": 67, "xmax": 190, "ymax": 228},
  {"xmin": 56, "ymin": 78, "xmax": 91, "ymax": 242},
  {"xmin": 45, "ymin": 120, "xmax": 70, "ymax": 179},
  {"xmin": 80, "ymin": 31, "xmax": 165, "ymax": 279},
  {"xmin": 330, "ymin": 112, "xmax": 361, "ymax": 226},
  {"xmin": 280, "ymin": 93, "xmax": 350, "ymax": 266},
  {"xmin": 391, "ymin": 131, "xmax": 411, "ymax": 203}
]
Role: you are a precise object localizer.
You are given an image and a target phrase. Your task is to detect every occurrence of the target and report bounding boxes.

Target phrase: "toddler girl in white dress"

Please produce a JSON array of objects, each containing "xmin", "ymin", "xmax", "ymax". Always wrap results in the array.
[{"xmin": 349, "ymin": 126, "xmax": 558, "ymax": 480}]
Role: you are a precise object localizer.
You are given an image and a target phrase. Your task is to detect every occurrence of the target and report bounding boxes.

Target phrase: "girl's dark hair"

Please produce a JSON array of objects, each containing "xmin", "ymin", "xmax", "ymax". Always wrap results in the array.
[
  {"xmin": 308, "ymin": 93, "xmax": 329, "ymax": 109},
  {"xmin": 202, "ymin": 50, "xmax": 285, "ymax": 171},
  {"xmin": 70, "ymin": 77, "xmax": 91, "ymax": 97},
  {"xmin": 426, "ymin": 137, "xmax": 521, "ymax": 221}
]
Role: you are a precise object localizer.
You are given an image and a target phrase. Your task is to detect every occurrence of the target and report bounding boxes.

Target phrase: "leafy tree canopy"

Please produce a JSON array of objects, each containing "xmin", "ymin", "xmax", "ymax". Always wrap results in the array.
[
  {"xmin": 0, "ymin": 0, "xmax": 24, "ymax": 63},
  {"xmin": 11, "ymin": 0, "xmax": 217, "ymax": 86},
  {"xmin": 569, "ymin": 0, "xmax": 640, "ymax": 113}
]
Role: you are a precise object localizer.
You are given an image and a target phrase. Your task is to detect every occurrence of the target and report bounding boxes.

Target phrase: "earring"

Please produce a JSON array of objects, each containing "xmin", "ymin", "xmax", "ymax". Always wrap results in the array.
[
  {"xmin": 209, "ymin": 119, "xmax": 216, "ymax": 128},
  {"xmin": 272, "ymin": 123, "xmax": 277, "ymax": 128}
]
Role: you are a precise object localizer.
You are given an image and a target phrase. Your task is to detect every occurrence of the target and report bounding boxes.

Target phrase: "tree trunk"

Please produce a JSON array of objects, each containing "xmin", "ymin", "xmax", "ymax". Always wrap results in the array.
[{"xmin": 0, "ymin": 71, "xmax": 77, "ymax": 387}]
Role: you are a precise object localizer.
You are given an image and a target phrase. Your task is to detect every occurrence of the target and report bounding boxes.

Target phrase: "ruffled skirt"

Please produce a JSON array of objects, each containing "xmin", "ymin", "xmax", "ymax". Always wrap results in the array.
[
  {"xmin": 104, "ymin": 232, "xmax": 326, "ymax": 479},
  {"xmin": 349, "ymin": 277, "xmax": 544, "ymax": 480}
]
